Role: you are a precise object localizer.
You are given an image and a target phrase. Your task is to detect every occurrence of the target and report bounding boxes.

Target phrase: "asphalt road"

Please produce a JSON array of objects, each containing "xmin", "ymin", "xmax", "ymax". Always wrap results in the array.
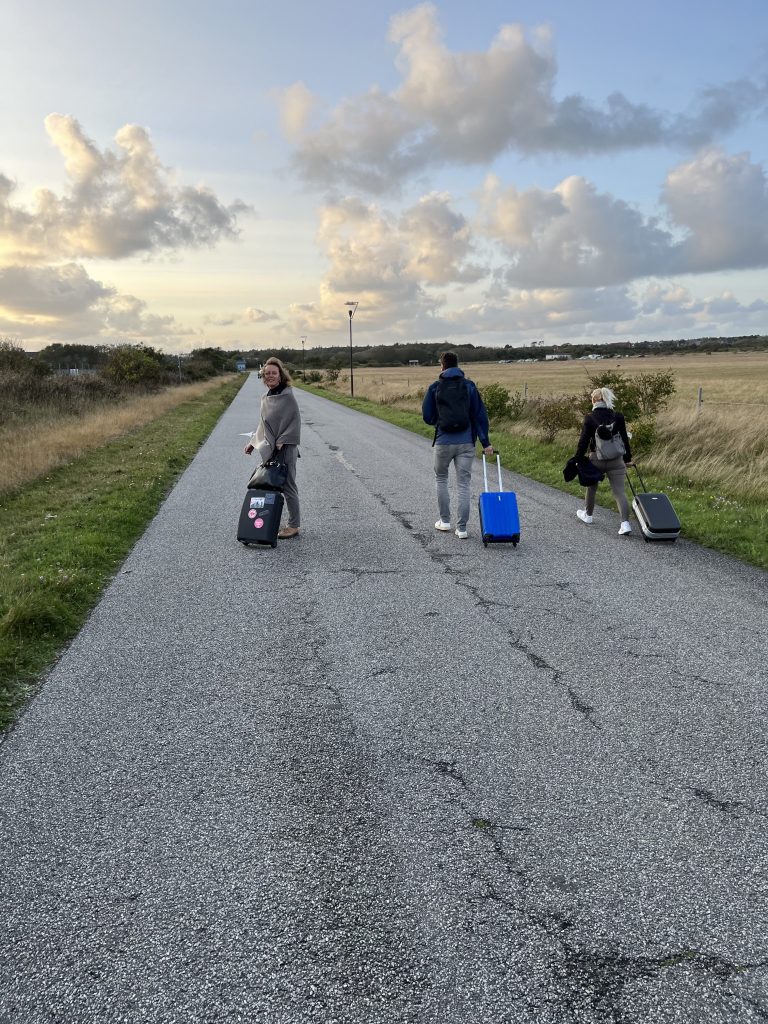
[{"xmin": 1, "ymin": 373, "xmax": 766, "ymax": 1024}]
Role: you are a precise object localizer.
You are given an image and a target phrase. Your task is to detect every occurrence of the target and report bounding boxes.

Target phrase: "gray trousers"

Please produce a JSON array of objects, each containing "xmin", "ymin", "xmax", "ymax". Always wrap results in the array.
[
  {"xmin": 280, "ymin": 445, "xmax": 300, "ymax": 528},
  {"xmin": 434, "ymin": 443, "xmax": 475, "ymax": 530},
  {"xmin": 585, "ymin": 455, "xmax": 629, "ymax": 520}
]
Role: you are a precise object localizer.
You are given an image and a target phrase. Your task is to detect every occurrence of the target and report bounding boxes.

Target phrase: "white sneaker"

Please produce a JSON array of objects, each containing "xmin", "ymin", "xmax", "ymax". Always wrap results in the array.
[
  {"xmin": 435, "ymin": 519, "xmax": 452, "ymax": 531},
  {"xmin": 455, "ymin": 528, "xmax": 468, "ymax": 539},
  {"xmin": 618, "ymin": 521, "xmax": 632, "ymax": 535},
  {"xmin": 576, "ymin": 509, "xmax": 593, "ymax": 524}
]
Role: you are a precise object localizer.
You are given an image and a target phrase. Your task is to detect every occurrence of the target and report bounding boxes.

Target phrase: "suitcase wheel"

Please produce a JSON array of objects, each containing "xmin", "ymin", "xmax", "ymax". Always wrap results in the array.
[
  {"xmin": 239, "ymin": 540, "xmax": 249, "ymax": 547},
  {"xmin": 271, "ymin": 541, "xmax": 278, "ymax": 549},
  {"xmin": 482, "ymin": 534, "xmax": 488, "ymax": 548}
]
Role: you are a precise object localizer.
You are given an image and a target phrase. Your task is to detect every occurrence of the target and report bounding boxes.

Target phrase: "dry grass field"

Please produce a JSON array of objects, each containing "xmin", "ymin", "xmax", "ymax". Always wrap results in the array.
[
  {"xmin": 347, "ymin": 351, "xmax": 768, "ymax": 409},
  {"xmin": 0, "ymin": 376, "xmax": 239, "ymax": 498},
  {"xmin": 326, "ymin": 351, "xmax": 768, "ymax": 503}
]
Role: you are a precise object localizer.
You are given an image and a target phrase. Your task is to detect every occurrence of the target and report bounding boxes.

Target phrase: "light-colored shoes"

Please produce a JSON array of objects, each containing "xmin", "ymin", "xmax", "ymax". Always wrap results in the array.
[
  {"xmin": 277, "ymin": 526, "xmax": 300, "ymax": 539},
  {"xmin": 618, "ymin": 521, "xmax": 633, "ymax": 535},
  {"xmin": 576, "ymin": 509, "xmax": 593, "ymax": 524},
  {"xmin": 435, "ymin": 520, "xmax": 452, "ymax": 531},
  {"xmin": 455, "ymin": 528, "xmax": 468, "ymax": 539}
]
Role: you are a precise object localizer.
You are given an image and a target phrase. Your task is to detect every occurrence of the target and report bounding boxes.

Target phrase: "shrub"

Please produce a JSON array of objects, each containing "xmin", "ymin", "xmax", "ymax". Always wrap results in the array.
[
  {"xmin": 584, "ymin": 369, "xmax": 676, "ymax": 419},
  {"xmin": 103, "ymin": 345, "xmax": 164, "ymax": 390},
  {"xmin": 325, "ymin": 368, "xmax": 340, "ymax": 384},
  {"xmin": 531, "ymin": 395, "xmax": 582, "ymax": 443},
  {"xmin": 628, "ymin": 417, "xmax": 657, "ymax": 456},
  {"xmin": 305, "ymin": 370, "xmax": 323, "ymax": 384},
  {"xmin": 632, "ymin": 371, "xmax": 676, "ymax": 415},
  {"xmin": 507, "ymin": 391, "xmax": 527, "ymax": 421},
  {"xmin": 480, "ymin": 382, "xmax": 511, "ymax": 419}
]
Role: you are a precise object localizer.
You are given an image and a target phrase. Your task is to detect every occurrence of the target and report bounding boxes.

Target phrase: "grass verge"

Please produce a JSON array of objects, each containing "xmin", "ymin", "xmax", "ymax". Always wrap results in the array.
[
  {"xmin": 300, "ymin": 385, "xmax": 768, "ymax": 571},
  {"xmin": 0, "ymin": 376, "xmax": 244, "ymax": 733}
]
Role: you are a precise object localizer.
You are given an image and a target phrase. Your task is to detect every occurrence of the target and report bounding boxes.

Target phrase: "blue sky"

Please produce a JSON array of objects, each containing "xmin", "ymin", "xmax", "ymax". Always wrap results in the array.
[{"xmin": 2, "ymin": 0, "xmax": 767, "ymax": 352}]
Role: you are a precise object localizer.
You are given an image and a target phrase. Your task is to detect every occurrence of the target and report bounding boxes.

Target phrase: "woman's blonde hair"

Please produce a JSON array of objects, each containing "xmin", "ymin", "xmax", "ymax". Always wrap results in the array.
[
  {"xmin": 263, "ymin": 356, "xmax": 292, "ymax": 386},
  {"xmin": 591, "ymin": 386, "xmax": 616, "ymax": 409}
]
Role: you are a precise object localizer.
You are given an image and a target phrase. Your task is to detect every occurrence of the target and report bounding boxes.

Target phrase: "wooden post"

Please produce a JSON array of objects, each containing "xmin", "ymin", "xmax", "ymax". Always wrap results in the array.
[
  {"xmin": 523, "ymin": 382, "xmax": 528, "ymax": 399},
  {"xmin": 697, "ymin": 386, "xmax": 703, "ymax": 413}
]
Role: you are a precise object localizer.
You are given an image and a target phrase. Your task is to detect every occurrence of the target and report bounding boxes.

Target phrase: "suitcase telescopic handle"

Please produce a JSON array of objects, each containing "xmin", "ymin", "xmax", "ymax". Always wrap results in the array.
[
  {"xmin": 482, "ymin": 450, "xmax": 503, "ymax": 492},
  {"xmin": 626, "ymin": 463, "xmax": 649, "ymax": 498}
]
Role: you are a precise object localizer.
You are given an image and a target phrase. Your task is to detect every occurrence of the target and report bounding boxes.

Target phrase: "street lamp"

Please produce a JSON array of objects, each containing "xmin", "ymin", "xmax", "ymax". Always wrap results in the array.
[
  {"xmin": 345, "ymin": 301, "xmax": 358, "ymax": 397},
  {"xmin": 300, "ymin": 336, "xmax": 307, "ymax": 379}
]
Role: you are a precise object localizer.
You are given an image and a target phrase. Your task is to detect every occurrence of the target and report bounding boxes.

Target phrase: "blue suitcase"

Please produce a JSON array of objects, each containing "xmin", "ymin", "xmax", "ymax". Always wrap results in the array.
[{"xmin": 479, "ymin": 452, "xmax": 520, "ymax": 547}]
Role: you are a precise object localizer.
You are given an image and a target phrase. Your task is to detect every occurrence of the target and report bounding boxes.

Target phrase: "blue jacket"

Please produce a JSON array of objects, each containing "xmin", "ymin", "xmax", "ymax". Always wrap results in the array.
[{"xmin": 422, "ymin": 367, "xmax": 490, "ymax": 447}]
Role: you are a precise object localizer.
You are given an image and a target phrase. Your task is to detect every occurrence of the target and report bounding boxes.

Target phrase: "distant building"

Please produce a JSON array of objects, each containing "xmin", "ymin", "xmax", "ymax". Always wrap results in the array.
[
  {"xmin": 408, "ymin": 359, "xmax": 419, "ymax": 366},
  {"xmin": 235, "ymin": 359, "xmax": 247, "ymax": 372},
  {"xmin": 545, "ymin": 353, "xmax": 569, "ymax": 361}
]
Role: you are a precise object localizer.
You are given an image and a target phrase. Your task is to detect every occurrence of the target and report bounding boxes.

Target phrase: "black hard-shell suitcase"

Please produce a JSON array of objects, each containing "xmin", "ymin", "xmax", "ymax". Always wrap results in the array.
[
  {"xmin": 627, "ymin": 465, "xmax": 680, "ymax": 543},
  {"xmin": 237, "ymin": 489, "xmax": 284, "ymax": 547}
]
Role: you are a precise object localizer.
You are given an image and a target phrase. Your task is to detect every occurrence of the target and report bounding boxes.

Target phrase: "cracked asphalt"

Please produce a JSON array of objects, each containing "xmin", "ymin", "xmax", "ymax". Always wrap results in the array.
[{"xmin": 1, "ymin": 374, "xmax": 766, "ymax": 1023}]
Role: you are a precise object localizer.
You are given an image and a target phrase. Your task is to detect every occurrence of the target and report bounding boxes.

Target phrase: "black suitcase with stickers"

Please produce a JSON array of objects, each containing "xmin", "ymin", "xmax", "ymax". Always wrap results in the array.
[{"xmin": 237, "ymin": 489, "xmax": 284, "ymax": 548}]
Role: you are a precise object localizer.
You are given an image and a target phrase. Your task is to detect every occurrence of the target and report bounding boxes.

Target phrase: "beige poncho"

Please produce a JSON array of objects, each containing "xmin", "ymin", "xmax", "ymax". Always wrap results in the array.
[{"xmin": 253, "ymin": 387, "xmax": 301, "ymax": 463}]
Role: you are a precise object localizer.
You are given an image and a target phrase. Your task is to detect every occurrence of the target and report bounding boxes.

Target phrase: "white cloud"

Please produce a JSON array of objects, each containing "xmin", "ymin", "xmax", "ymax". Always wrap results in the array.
[
  {"xmin": 281, "ymin": 3, "xmax": 767, "ymax": 193},
  {"xmin": 0, "ymin": 262, "xmax": 194, "ymax": 344},
  {"xmin": 663, "ymin": 148, "xmax": 768, "ymax": 272},
  {"xmin": 203, "ymin": 308, "xmax": 280, "ymax": 327},
  {"xmin": 0, "ymin": 115, "xmax": 250, "ymax": 261},
  {"xmin": 479, "ymin": 148, "xmax": 768, "ymax": 288}
]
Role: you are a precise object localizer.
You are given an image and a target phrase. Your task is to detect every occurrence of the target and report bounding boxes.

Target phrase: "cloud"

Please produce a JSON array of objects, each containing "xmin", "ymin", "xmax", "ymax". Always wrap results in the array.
[
  {"xmin": 0, "ymin": 262, "xmax": 194, "ymax": 343},
  {"xmin": 663, "ymin": 148, "xmax": 768, "ymax": 272},
  {"xmin": 203, "ymin": 307, "xmax": 280, "ymax": 326},
  {"xmin": 0, "ymin": 115, "xmax": 250, "ymax": 261},
  {"xmin": 479, "ymin": 149, "xmax": 768, "ymax": 288},
  {"xmin": 281, "ymin": 3, "xmax": 767, "ymax": 193},
  {"xmin": 288, "ymin": 191, "xmax": 486, "ymax": 333}
]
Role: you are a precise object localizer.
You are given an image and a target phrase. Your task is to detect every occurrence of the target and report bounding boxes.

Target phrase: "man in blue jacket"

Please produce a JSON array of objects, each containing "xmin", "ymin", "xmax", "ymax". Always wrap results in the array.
[{"xmin": 422, "ymin": 351, "xmax": 493, "ymax": 539}]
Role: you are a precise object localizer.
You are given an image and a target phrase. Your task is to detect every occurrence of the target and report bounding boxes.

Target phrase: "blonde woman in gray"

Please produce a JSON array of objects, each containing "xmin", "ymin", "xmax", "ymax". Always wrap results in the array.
[{"xmin": 573, "ymin": 387, "xmax": 634, "ymax": 535}]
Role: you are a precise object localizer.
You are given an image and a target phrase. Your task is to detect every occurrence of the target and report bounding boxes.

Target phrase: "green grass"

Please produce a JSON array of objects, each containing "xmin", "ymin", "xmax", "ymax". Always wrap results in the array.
[
  {"xmin": 0, "ymin": 377, "xmax": 244, "ymax": 732},
  {"xmin": 301, "ymin": 385, "xmax": 768, "ymax": 570}
]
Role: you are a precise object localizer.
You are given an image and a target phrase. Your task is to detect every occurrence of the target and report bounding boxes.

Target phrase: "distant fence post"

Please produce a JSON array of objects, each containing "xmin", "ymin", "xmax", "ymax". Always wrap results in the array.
[
  {"xmin": 523, "ymin": 382, "xmax": 528, "ymax": 399},
  {"xmin": 697, "ymin": 386, "xmax": 703, "ymax": 413}
]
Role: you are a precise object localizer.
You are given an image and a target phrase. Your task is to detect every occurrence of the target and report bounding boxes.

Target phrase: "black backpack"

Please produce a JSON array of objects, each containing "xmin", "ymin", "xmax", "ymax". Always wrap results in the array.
[{"xmin": 435, "ymin": 377, "xmax": 471, "ymax": 432}]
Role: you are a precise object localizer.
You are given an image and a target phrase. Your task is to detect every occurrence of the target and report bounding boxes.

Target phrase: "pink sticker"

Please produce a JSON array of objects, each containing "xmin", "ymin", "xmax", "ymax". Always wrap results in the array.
[
  {"xmin": 254, "ymin": 518, "xmax": 264, "ymax": 529},
  {"xmin": 248, "ymin": 510, "xmax": 257, "ymax": 519}
]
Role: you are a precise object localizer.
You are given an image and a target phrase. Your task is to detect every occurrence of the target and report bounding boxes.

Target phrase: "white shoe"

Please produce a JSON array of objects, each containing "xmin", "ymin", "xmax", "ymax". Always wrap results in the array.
[
  {"xmin": 455, "ymin": 528, "xmax": 468, "ymax": 539},
  {"xmin": 576, "ymin": 509, "xmax": 593, "ymax": 524},
  {"xmin": 435, "ymin": 519, "xmax": 451, "ymax": 531},
  {"xmin": 618, "ymin": 521, "xmax": 632, "ymax": 535}
]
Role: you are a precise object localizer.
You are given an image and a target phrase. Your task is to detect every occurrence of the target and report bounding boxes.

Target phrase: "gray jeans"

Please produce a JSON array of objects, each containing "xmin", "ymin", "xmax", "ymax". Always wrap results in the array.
[
  {"xmin": 280, "ymin": 445, "xmax": 300, "ymax": 528},
  {"xmin": 434, "ymin": 443, "xmax": 475, "ymax": 530},
  {"xmin": 585, "ymin": 455, "xmax": 629, "ymax": 520}
]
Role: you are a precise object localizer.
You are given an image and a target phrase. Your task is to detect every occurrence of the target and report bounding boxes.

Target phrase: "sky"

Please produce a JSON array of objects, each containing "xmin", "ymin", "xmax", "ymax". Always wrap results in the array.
[{"xmin": 2, "ymin": 0, "xmax": 767, "ymax": 353}]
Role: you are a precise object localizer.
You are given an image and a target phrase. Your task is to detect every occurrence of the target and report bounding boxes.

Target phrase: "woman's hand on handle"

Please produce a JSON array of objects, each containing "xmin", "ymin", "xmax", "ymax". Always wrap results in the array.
[{"xmin": 244, "ymin": 444, "xmax": 254, "ymax": 455}]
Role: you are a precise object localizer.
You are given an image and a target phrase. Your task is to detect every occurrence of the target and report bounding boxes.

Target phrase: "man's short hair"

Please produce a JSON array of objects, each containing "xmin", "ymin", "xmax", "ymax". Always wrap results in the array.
[{"xmin": 440, "ymin": 351, "xmax": 459, "ymax": 369}]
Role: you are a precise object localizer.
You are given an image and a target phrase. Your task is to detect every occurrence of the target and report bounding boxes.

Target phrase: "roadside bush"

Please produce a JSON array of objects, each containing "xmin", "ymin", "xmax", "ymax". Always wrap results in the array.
[
  {"xmin": 325, "ymin": 368, "xmax": 340, "ymax": 384},
  {"xmin": 0, "ymin": 339, "xmax": 51, "ymax": 377},
  {"xmin": 531, "ymin": 395, "xmax": 582, "ymax": 443},
  {"xmin": 507, "ymin": 391, "xmax": 527, "ymax": 421},
  {"xmin": 628, "ymin": 417, "xmax": 658, "ymax": 457},
  {"xmin": 305, "ymin": 370, "xmax": 323, "ymax": 384},
  {"xmin": 103, "ymin": 345, "xmax": 164, "ymax": 390},
  {"xmin": 584, "ymin": 369, "xmax": 676, "ymax": 419},
  {"xmin": 632, "ymin": 371, "xmax": 677, "ymax": 415},
  {"xmin": 480, "ymin": 382, "xmax": 511, "ymax": 419}
]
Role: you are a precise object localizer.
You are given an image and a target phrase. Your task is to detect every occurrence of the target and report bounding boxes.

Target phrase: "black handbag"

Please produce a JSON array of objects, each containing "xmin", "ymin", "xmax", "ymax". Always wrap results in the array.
[{"xmin": 247, "ymin": 450, "xmax": 287, "ymax": 491}]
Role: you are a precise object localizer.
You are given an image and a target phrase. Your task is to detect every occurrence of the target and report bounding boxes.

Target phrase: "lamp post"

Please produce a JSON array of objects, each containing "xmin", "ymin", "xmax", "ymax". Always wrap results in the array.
[
  {"xmin": 300, "ymin": 336, "xmax": 307, "ymax": 380},
  {"xmin": 345, "ymin": 301, "xmax": 358, "ymax": 397}
]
